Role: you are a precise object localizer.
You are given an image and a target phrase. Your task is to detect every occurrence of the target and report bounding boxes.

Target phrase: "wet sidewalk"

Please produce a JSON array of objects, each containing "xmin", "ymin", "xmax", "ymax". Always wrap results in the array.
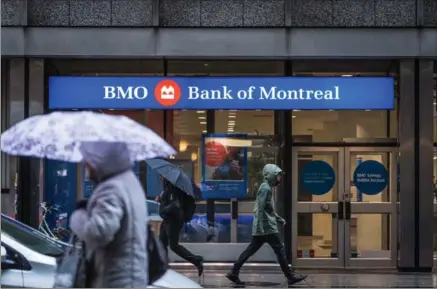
[{"xmin": 182, "ymin": 271, "xmax": 437, "ymax": 288}]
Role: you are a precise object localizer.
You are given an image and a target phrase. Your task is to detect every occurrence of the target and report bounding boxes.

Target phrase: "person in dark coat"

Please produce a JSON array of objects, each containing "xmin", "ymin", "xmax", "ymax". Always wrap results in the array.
[
  {"xmin": 158, "ymin": 176, "xmax": 204, "ymax": 276},
  {"xmin": 226, "ymin": 164, "xmax": 307, "ymax": 286}
]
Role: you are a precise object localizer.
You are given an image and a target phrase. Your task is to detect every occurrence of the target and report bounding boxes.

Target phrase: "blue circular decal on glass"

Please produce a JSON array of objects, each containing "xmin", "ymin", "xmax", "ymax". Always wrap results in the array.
[
  {"xmin": 353, "ymin": 160, "xmax": 388, "ymax": 195},
  {"xmin": 300, "ymin": 161, "xmax": 336, "ymax": 195}
]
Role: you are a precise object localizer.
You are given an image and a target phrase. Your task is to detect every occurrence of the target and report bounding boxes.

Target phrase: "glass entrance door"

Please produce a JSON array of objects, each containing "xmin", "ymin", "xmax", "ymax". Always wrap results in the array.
[{"xmin": 291, "ymin": 147, "xmax": 398, "ymax": 268}]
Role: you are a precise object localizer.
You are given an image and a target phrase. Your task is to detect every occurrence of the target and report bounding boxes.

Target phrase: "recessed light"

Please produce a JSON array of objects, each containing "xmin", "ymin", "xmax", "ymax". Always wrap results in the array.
[
  {"xmin": 229, "ymin": 110, "xmax": 238, "ymax": 112},
  {"xmin": 197, "ymin": 110, "xmax": 205, "ymax": 114},
  {"xmin": 293, "ymin": 110, "xmax": 300, "ymax": 112},
  {"xmin": 342, "ymin": 74, "xmax": 353, "ymax": 77},
  {"xmin": 200, "ymin": 121, "xmax": 207, "ymax": 124},
  {"xmin": 198, "ymin": 116, "xmax": 206, "ymax": 119},
  {"xmin": 202, "ymin": 130, "xmax": 207, "ymax": 133},
  {"xmin": 365, "ymin": 110, "xmax": 371, "ymax": 112},
  {"xmin": 292, "ymin": 116, "xmax": 296, "ymax": 118},
  {"xmin": 228, "ymin": 115, "xmax": 236, "ymax": 118}
]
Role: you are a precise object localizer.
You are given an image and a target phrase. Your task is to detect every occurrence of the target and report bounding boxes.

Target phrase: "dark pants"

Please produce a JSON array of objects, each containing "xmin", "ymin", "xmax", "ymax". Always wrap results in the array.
[
  {"xmin": 231, "ymin": 233, "xmax": 293, "ymax": 278},
  {"xmin": 159, "ymin": 220, "xmax": 202, "ymax": 266}
]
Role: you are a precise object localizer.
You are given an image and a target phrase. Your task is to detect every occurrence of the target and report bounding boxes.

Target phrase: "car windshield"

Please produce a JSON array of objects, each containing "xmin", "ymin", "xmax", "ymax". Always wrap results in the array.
[{"xmin": 1, "ymin": 216, "xmax": 65, "ymax": 257}]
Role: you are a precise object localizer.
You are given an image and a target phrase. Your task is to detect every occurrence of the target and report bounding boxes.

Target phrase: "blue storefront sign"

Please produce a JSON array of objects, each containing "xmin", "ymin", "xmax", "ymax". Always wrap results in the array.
[
  {"xmin": 353, "ymin": 160, "xmax": 388, "ymax": 195},
  {"xmin": 49, "ymin": 76, "xmax": 395, "ymax": 110},
  {"xmin": 201, "ymin": 134, "xmax": 248, "ymax": 199},
  {"xmin": 300, "ymin": 160, "xmax": 336, "ymax": 195}
]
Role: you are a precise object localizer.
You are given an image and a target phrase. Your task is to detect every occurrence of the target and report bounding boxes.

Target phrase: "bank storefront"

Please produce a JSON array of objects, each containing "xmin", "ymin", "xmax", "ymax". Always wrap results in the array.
[
  {"xmin": 47, "ymin": 74, "xmax": 398, "ymax": 269},
  {"xmin": 2, "ymin": 59, "xmax": 435, "ymax": 271}
]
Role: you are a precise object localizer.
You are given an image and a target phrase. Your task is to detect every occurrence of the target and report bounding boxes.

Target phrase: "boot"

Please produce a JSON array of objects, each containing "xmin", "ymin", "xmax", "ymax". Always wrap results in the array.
[
  {"xmin": 226, "ymin": 271, "xmax": 245, "ymax": 286},
  {"xmin": 287, "ymin": 273, "xmax": 308, "ymax": 286}
]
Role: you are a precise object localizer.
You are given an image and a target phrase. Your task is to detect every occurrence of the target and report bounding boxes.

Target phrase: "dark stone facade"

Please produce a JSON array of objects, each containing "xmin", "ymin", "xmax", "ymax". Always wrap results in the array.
[{"xmin": 2, "ymin": 0, "xmax": 437, "ymax": 27}]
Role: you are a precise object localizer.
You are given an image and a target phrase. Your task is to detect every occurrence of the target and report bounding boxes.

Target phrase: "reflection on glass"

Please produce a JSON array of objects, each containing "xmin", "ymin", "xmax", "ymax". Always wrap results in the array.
[
  {"xmin": 237, "ymin": 214, "xmax": 253, "ymax": 243},
  {"xmin": 247, "ymin": 150, "xmax": 276, "ymax": 200},
  {"xmin": 214, "ymin": 110, "xmax": 274, "ymax": 135},
  {"xmin": 351, "ymin": 214, "xmax": 391, "ymax": 258},
  {"xmin": 297, "ymin": 213, "xmax": 337, "ymax": 258},
  {"xmin": 292, "ymin": 110, "xmax": 397, "ymax": 142}
]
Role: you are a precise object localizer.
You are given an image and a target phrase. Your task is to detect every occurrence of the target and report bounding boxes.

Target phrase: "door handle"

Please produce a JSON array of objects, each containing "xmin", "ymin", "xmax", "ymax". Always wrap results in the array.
[
  {"xmin": 338, "ymin": 201, "xmax": 344, "ymax": 220},
  {"xmin": 345, "ymin": 201, "xmax": 351, "ymax": 220}
]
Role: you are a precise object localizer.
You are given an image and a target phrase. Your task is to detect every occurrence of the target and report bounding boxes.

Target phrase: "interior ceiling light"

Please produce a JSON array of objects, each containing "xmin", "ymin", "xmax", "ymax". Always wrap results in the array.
[
  {"xmin": 198, "ymin": 116, "xmax": 206, "ymax": 119},
  {"xmin": 202, "ymin": 130, "xmax": 207, "ymax": 133},
  {"xmin": 292, "ymin": 115, "xmax": 296, "ymax": 118},
  {"xmin": 191, "ymin": 152, "xmax": 198, "ymax": 161},
  {"xmin": 200, "ymin": 121, "xmax": 207, "ymax": 125},
  {"xmin": 197, "ymin": 110, "xmax": 205, "ymax": 114},
  {"xmin": 228, "ymin": 115, "xmax": 236, "ymax": 118},
  {"xmin": 342, "ymin": 74, "xmax": 353, "ymax": 77},
  {"xmin": 229, "ymin": 110, "xmax": 238, "ymax": 112}
]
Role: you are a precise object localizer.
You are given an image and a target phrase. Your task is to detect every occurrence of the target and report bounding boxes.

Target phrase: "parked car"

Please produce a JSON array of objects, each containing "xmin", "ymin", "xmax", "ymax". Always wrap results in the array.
[{"xmin": 1, "ymin": 214, "xmax": 201, "ymax": 288}]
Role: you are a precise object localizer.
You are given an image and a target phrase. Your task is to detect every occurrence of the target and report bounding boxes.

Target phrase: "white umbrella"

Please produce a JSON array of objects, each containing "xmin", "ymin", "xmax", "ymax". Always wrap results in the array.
[{"xmin": 0, "ymin": 111, "xmax": 176, "ymax": 162}]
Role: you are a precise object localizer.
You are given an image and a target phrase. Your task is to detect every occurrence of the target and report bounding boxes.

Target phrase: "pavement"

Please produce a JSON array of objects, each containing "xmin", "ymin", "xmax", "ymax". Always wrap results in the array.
[{"xmin": 180, "ymin": 270, "xmax": 437, "ymax": 288}]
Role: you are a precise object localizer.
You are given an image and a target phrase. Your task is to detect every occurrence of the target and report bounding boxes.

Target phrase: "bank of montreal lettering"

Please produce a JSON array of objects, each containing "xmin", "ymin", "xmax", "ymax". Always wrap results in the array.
[
  {"xmin": 48, "ymin": 76, "xmax": 395, "ymax": 110},
  {"xmin": 104, "ymin": 85, "xmax": 340, "ymax": 101}
]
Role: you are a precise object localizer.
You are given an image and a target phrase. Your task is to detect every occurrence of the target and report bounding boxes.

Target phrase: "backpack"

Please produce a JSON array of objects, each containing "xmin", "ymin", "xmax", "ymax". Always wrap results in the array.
[{"xmin": 179, "ymin": 192, "xmax": 196, "ymax": 222}]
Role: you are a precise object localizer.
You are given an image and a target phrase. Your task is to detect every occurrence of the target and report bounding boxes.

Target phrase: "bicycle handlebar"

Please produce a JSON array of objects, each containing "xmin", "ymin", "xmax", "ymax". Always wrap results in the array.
[{"xmin": 40, "ymin": 202, "xmax": 61, "ymax": 212}]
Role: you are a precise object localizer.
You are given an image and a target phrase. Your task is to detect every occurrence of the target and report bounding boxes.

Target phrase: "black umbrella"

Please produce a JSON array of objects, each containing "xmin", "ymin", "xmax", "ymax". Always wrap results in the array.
[{"xmin": 146, "ymin": 158, "xmax": 196, "ymax": 198}]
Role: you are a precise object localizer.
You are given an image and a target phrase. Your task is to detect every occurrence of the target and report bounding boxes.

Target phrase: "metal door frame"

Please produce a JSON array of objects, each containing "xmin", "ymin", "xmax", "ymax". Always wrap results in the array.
[
  {"xmin": 292, "ymin": 146, "xmax": 345, "ymax": 267},
  {"xmin": 345, "ymin": 147, "xmax": 398, "ymax": 268},
  {"xmin": 292, "ymin": 146, "xmax": 398, "ymax": 268}
]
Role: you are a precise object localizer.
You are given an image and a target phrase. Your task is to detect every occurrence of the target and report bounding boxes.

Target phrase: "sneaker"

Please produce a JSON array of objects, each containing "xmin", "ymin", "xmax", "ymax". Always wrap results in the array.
[
  {"xmin": 287, "ymin": 274, "xmax": 308, "ymax": 286},
  {"xmin": 226, "ymin": 272, "xmax": 245, "ymax": 286}
]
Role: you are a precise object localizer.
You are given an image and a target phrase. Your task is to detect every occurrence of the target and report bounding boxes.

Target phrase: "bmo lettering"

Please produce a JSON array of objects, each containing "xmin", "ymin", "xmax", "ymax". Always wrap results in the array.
[{"xmin": 103, "ymin": 86, "xmax": 148, "ymax": 100}]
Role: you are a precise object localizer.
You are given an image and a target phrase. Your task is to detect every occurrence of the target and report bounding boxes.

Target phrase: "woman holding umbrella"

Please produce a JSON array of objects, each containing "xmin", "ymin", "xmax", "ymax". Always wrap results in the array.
[
  {"xmin": 147, "ymin": 159, "xmax": 204, "ymax": 277},
  {"xmin": 1, "ymin": 111, "xmax": 177, "ymax": 287}
]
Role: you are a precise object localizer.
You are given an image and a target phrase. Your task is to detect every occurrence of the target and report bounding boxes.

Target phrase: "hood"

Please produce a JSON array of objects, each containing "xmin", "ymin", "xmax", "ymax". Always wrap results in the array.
[
  {"xmin": 79, "ymin": 141, "xmax": 132, "ymax": 180},
  {"xmin": 262, "ymin": 164, "xmax": 282, "ymax": 185}
]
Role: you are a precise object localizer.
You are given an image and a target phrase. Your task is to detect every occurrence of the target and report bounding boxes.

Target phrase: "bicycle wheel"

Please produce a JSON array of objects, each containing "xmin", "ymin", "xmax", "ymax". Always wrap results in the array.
[{"xmin": 53, "ymin": 227, "xmax": 72, "ymax": 241}]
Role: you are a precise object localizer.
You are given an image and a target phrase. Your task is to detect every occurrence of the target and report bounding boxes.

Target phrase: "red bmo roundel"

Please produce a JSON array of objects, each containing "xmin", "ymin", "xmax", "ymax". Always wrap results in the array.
[{"xmin": 154, "ymin": 80, "xmax": 181, "ymax": 107}]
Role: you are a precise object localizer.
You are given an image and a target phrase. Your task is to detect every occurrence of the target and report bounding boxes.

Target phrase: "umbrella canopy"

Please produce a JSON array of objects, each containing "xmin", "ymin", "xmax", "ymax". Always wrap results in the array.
[
  {"xmin": 146, "ymin": 158, "xmax": 196, "ymax": 199},
  {"xmin": 0, "ymin": 111, "xmax": 176, "ymax": 162}
]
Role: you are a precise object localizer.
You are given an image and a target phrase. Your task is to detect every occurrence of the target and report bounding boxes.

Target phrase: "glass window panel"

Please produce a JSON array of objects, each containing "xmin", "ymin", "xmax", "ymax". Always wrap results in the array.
[{"xmin": 292, "ymin": 110, "xmax": 394, "ymax": 142}]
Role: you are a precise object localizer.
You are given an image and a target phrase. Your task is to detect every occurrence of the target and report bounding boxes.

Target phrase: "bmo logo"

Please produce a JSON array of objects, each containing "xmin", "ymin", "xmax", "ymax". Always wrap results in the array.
[
  {"xmin": 154, "ymin": 80, "xmax": 181, "ymax": 107},
  {"xmin": 103, "ymin": 86, "xmax": 148, "ymax": 100}
]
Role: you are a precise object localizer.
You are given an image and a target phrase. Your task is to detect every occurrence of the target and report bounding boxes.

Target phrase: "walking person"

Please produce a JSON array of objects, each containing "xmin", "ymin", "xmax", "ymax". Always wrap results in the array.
[
  {"xmin": 158, "ymin": 176, "xmax": 204, "ymax": 276},
  {"xmin": 226, "ymin": 164, "xmax": 307, "ymax": 286},
  {"xmin": 69, "ymin": 141, "xmax": 149, "ymax": 288}
]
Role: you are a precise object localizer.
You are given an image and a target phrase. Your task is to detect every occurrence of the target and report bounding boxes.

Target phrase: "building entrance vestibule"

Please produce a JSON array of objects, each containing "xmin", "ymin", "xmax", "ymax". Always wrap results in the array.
[{"xmin": 291, "ymin": 146, "xmax": 398, "ymax": 268}]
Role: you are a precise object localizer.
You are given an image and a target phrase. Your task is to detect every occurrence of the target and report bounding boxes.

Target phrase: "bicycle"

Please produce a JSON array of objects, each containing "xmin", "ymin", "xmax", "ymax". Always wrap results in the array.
[{"xmin": 39, "ymin": 202, "xmax": 72, "ymax": 242}]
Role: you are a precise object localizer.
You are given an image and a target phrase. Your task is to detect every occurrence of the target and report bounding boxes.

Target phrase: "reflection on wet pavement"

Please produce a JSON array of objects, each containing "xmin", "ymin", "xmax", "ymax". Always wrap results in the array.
[{"xmin": 184, "ymin": 272, "xmax": 437, "ymax": 288}]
